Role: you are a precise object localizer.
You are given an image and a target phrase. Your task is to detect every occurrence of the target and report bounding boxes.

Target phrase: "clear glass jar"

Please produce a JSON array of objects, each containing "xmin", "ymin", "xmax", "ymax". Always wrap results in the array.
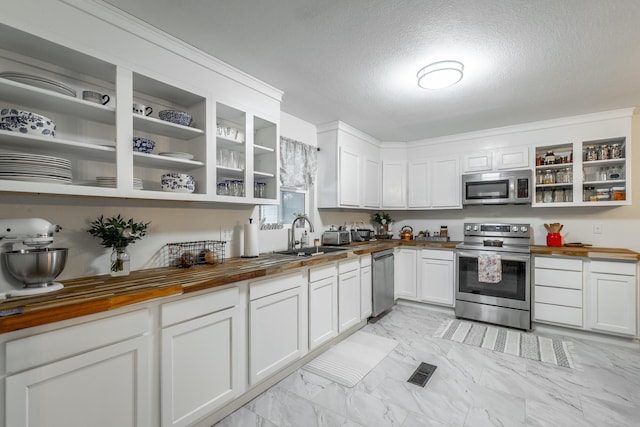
[
  {"xmin": 564, "ymin": 168, "xmax": 573, "ymax": 183},
  {"xmin": 598, "ymin": 145, "xmax": 609, "ymax": 160},
  {"xmin": 553, "ymin": 189, "xmax": 564, "ymax": 203},
  {"xmin": 610, "ymin": 144, "xmax": 622, "ymax": 159},
  {"xmin": 564, "ymin": 189, "xmax": 573, "ymax": 202},
  {"xmin": 536, "ymin": 170, "xmax": 544, "ymax": 185},
  {"xmin": 607, "ymin": 166, "xmax": 621, "ymax": 180},
  {"xmin": 543, "ymin": 171, "xmax": 555, "ymax": 184},
  {"xmin": 584, "ymin": 186, "xmax": 596, "ymax": 202},
  {"xmin": 555, "ymin": 169, "xmax": 564, "ymax": 184},
  {"xmin": 585, "ymin": 146, "xmax": 597, "ymax": 161},
  {"xmin": 599, "ymin": 167, "xmax": 608, "ymax": 181},
  {"xmin": 543, "ymin": 189, "xmax": 553, "ymax": 203}
]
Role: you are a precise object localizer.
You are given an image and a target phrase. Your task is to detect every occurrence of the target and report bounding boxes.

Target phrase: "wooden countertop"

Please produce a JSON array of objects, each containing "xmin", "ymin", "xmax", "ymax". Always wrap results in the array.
[
  {"xmin": 531, "ymin": 245, "xmax": 640, "ymax": 260},
  {"xmin": 1, "ymin": 239, "xmax": 636, "ymax": 334}
]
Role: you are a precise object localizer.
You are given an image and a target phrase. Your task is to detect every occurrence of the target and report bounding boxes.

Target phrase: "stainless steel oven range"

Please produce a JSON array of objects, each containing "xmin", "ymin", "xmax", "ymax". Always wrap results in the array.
[{"xmin": 455, "ymin": 223, "xmax": 532, "ymax": 330}]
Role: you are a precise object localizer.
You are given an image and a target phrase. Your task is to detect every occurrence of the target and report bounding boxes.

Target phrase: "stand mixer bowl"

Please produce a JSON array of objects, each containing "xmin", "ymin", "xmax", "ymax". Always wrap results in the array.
[{"xmin": 3, "ymin": 248, "xmax": 68, "ymax": 287}]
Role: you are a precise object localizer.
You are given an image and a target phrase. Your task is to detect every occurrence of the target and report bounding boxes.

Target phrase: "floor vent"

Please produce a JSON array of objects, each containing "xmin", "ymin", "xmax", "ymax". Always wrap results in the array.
[{"xmin": 407, "ymin": 362, "xmax": 437, "ymax": 387}]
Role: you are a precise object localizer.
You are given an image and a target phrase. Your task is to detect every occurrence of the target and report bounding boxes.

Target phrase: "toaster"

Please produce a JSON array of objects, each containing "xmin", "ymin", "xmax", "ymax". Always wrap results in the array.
[{"xmin": 321, "ymin": 230, "xmax": 350, "ymax": 246}]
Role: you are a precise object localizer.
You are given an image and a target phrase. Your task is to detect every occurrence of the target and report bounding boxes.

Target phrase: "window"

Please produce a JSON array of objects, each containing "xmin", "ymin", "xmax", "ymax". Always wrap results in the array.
[{"xmin": 259, "ymin": 188, "xmax": 307, "ymax": 226}]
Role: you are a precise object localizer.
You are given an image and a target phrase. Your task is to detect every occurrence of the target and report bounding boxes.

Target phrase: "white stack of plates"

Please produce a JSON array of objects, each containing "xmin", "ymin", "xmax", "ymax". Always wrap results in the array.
[
  {"xmin": 96, "ymin": 176, "xmax": 143, "ymax": 190},
  {"xmin": 158, "ymin": 152, "xmax": 194, "ymax": 160},
  {"xmin": 0, "ymin": 153, "xmax": 72, "ymax": 184},
  {"xmin": 0, "ymin": 72, "xmax": 76, "ymax": 97}
]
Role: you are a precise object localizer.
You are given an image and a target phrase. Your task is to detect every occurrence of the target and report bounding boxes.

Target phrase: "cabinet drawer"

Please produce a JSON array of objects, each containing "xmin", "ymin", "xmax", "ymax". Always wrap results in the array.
[
  {"xmin": 534, "ymin": 256, "xmax": 582, "ymax": 271},
  {"xmin": 338, "ymin": 259, "xmax": 360, "ymax": 274},
  {"xmin": 534, "ymin": 302, "xmax": 583, "ymax": 327},
  {"xmin": 535, "ymin": 268, "xmax": 582, "ymax": 289},
  {"xmin": 359, "ymin": 254, "xmax": 372, "ymax": 268},
  {"xmin": 309, "ymin": 264, "xmax": 337, "ymax": 282},
  {"xmin": 6, "ymin": 309, "xmax": 148, "ymax": 373},
  {"xmin": 250, "ymin": 272, "xmax": 304, "ymax": 301},
  {"xmin": 534, "ymin": 286, "xmax": 582, "ymax": 308},
  {"xmin": 422, "ymin": 249, "xmax": 454, "ymax": 261},
  {"xmin": 161, "ymin": 287, "xmax": 238, "ymax": 327},
  {"xmin": 590, "ymin": 260, "xmax": 636, "ymax": 276}
]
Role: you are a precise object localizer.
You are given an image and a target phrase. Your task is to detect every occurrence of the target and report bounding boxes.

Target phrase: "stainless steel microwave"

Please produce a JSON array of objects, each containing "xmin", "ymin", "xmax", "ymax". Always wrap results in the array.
[{"xmin": 462, "ymin": 170, "xmax": 532, "ymax": 205}]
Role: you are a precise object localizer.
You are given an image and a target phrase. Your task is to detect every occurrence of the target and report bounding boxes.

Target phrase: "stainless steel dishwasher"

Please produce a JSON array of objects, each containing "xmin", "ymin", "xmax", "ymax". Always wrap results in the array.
[{"xmin": 372, "ymin": 248, "xmax": 394, "ymax": 317}]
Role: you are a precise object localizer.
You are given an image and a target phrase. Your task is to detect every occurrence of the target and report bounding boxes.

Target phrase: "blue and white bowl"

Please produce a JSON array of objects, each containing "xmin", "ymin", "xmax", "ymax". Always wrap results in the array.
[
  {"xmin": 161, "ymin": 173, "xmax": 195, "ymax": 193},
  {"xmin": 159, "ymin": 110, "xmax": 192, "ymax": 127},
  {"xmin": 133, "ymin": 137, "xmax": 155, "ymax": 153},
  {"xmin": 0, "ymin": 108, "xmax": 56, "ymax": 137}
]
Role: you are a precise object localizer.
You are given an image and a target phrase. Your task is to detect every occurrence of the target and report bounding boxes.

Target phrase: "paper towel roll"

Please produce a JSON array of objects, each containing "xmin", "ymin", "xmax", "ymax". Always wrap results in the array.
[{"xmin": 243, "ymin": 222, "xmax": 259, "ymax": 257}]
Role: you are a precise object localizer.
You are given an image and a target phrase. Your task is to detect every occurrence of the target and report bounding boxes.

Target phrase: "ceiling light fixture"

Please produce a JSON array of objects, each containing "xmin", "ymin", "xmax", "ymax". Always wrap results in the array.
[{"xmin": 417, "ymin": 60, "xmax": 464, "ymax": 90}]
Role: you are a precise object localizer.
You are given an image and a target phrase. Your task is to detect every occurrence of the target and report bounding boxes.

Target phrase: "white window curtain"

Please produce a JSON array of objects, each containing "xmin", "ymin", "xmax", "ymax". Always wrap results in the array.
[{"xmin": 280, "ymin": 136, "xmax": 317, "ymax": 190}]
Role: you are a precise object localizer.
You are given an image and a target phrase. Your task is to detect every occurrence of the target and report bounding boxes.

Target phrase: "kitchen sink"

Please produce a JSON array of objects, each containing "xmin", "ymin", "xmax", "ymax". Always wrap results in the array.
[{"xmin": 273, "ymin": 246, "xmax": 348, "ymax": 257}]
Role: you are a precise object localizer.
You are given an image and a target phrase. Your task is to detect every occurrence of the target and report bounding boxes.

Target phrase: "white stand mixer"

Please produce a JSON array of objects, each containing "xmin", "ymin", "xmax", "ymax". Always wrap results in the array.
[{"xmin": 0, "ymin": 218, "xmax": 66, "ymax": 297}]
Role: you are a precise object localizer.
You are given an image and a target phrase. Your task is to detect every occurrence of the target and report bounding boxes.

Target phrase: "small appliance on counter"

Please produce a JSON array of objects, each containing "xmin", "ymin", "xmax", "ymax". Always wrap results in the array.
[
  {"xmin": 321, "ymin": 226, "xmax": 350, "ymax": 246},
  {"xmin": 350, "ymin": 221, "xmax": 375, "ymax": 242},
  {"xmin": 0, "ymin": 218, "xmax": 67, "ymax": 296}
]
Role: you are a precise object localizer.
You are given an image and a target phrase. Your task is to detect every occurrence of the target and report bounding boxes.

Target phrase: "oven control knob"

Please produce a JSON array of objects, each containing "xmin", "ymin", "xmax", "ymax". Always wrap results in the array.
[
  {"xmin": 511, "ymin": 226, "xmax": 519, "ymax": 232},
  {"xmin": 465, "ymin": 225, "xmax": 471, "ymax": 231},
  {"xmin": 472, "ymin": 225, "xmax": 478, "ymax": 231},
  {"xmin": 520, "ymin": 226, "xmax": 528, "ymax": 233}
]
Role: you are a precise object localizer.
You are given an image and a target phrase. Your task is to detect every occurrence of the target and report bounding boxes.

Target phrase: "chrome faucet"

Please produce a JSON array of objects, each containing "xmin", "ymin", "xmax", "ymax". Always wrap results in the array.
[{"xmin": 289, "ymin": 214, "xmax": 314, "ymax": 250}]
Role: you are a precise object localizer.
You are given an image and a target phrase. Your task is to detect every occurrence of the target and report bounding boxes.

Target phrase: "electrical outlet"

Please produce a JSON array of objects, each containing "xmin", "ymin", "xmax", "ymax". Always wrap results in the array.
[{"xmin": 593, "ymin": 223, "xmax": 602, "ymax": 234}]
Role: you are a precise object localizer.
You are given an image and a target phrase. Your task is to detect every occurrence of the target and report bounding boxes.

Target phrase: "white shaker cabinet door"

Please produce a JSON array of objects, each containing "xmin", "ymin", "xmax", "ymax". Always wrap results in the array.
[
  {"xmin": 382, "ymin": 161, "xmax": 407, "ymax": 208},
  {"xmin": 339, "ymin": 147, "xmax": 361, "ymax": 206},
  {"xmin": 588, "ymin": 272, "xmax": 637, "ymax": 336},
  {"xmin": 363, "ymin": 156, "xmax": 381, "ymax": 208},
  {"xmin": 338, "ymin": 269, "xmax": 361, "ymax": 332},
  {"xmin": 395, "ymin": 248, "xmax": 417, "ymax": 299},
  {"xmin": 419, "ymin": 254, "xmax": 455, "ymax": 307},
  {"xmin": 249, "ymin": 286, "xmax": 306, "ymax": 385},
  {"xmin": 360, "ymin": 264, "xmax": 373, "ymax": 319},
  {"xmin": 430, "ymin": 156, "xmax": 461, "ymax": 208},
  {"xmin": 309, "ymin": 275, "xmax": 338, "ymax": 350},
  {"xmin": 161, "ymin": 307, "xmax": 238, "ymax": 427},
  {"xmin": 408, "ymin": 160, "xmax": 430, "ymax": 208},
  {"xmin": 6, "ymin": 336, "xmax": 149, "ymax": 427}
]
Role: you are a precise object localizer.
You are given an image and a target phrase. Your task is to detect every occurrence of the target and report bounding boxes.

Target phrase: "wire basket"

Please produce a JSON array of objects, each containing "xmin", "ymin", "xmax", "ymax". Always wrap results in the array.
[{"xmin": 162, "ymin": 240, "xmax": 226, "ymax": 268}]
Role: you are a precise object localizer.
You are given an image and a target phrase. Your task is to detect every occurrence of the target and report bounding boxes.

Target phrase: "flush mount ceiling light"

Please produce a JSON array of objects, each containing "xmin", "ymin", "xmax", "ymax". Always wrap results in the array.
[{"xmin": 417, "ymin": 60, "xmax": 464, "ymax": 90}]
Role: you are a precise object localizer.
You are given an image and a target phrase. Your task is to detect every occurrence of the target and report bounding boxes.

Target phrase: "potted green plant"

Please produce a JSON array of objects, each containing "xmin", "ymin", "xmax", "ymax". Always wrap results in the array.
[
  {"xmin": 372, "ymin": 212, "xmax": 393, "ymax": 234},
  {"xmin": 87, "ymin": 214, "xmax": 150, "ymax": 276}
]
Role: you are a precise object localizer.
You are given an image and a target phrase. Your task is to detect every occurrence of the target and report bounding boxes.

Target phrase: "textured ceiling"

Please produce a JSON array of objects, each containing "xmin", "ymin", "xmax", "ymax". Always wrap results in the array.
[{"xmin": 103, "ymin": 0, "xmax": 640, "ymax": 141}]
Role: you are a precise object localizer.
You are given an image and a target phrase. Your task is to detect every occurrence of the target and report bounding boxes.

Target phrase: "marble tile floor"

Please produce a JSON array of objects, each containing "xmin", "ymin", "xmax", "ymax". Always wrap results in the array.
[{"xmin": 214, "ymin": 304, "xmax": 640, "ymax": 427}]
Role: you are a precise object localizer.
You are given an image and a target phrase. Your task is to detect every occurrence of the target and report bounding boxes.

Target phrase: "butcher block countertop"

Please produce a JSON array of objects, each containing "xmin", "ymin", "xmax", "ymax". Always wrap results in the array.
[
  {"xmin": 0, "ymin": 239, "xmax": 636, "ymax": 333},
  {"xmin": 531, "ymin": 245, "xmax": 640, "ymax": 260}
]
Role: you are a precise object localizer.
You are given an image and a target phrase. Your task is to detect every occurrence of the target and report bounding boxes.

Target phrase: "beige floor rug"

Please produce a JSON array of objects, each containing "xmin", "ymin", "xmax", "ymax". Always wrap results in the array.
[
  {"xmin": 303, "ymin": 331, "xmax": 398, "ymax": 387},
  {"xmin": 435, "ymin": 319, "xmax": 577, "ymax": 369}
]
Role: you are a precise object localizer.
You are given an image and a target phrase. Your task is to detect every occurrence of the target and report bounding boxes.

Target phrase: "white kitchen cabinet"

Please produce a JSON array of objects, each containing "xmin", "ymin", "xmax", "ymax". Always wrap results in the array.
[
  {"xmin": 586, "ymin": 260, "xmax": 637, "ymax": 337},
  {"xmin": 395, "ymin": 248, "xmax": 418, "ymax": 299},
  {"xmin": 407, "ymin": 156, "xmax": 461, "ymax": 209},
  {"xmin": 338, "ymin": 259, "xmax": 361, "ymax": 332},
  {"xmin": 419, "ymin": 249, "xmax": 455, "ymax": 307},
  {"xmin": 5, "ymin": 310, "xmax": 150, "ymax": 427},
  {"xmin": 360, "ymin": 254, "xmax": 373, "ymax": 319},
  {"xmin": 317, "ymin": 121, "xmax": 379, "ymax": 209},
  {"xmin": 533, "ymin": 256, "xmax": 584, "ymax": 328},
  {"xmin": 160, "ymin": 288, "xmax": 241, "ymax": 427},
  {"xmin": 408, "ymin": 159, "xmax": 430, "ymax": 207},
  {"xmin": 339, "ymin": 147, "xmax": 361, "ymax": 206},
  {"xmin": 249, "ymin": 272, "xmax": 307, "ymax": 385},
  {"xmin": 462, "ymin": 146, "xmax": 528, "ymax": 173},
  {"xmin": 382, "ymin": 160, "xmax": 407, "ymax": 208},
  {"xmin": 308, "ymin": 264, "xmax": 338, "ymax": 350},
  {"xmin": 0, "ymin": 20, "xmax": 280, "ymax": 204},
  {"xmin": 363, "ymin": 156, "xmax": 381, "ymax": 207}
]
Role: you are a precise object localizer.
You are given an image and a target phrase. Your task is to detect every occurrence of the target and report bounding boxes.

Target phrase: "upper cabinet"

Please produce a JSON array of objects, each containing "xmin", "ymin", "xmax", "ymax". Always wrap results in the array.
[
  {"xmin": 408, "ymin": 156, "xmax": 461, "ymax": 209},
  {"xmin": 0, "ymin": 18, "xmax": 280, "ymax": 205},
  {"xmin": 462, "ymin": 145, "xmax": 529, "ymax": 173},
  {"xmin": 317, "ymin": 121, "xmax": 380, "ymax": 209},
  {"xmin": 533, "ymin": 136, "xmax": 630, "ymax": 207}
]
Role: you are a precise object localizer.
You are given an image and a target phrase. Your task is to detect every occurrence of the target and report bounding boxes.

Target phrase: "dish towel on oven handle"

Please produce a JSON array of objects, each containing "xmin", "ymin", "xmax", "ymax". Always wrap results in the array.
[{"xmin": 478, "ymin": 253, "xmax": 502, "ymax": 283}]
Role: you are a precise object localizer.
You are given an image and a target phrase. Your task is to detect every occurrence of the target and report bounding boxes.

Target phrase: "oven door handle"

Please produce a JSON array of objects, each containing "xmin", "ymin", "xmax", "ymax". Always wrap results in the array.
[{"xmin": 456, "ymin": 250, "xmax": 531, "ymax": 263}]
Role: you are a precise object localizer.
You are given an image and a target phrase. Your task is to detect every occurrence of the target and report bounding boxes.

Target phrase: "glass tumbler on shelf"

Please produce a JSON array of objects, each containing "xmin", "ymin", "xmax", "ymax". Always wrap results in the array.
[
  {"xmin": 553, "ymin": 189, "xmax": 564, "ymax": 203},
  {"xmin": 564, "ymin": 189, "xmax": 573, "ymax": 202},
  {"xmin": 543, "ymin": 189, "xmax": 553, "ymax": 203}
]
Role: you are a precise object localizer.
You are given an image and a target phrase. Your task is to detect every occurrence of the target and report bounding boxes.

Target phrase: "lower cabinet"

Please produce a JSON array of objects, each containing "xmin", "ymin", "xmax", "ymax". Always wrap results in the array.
[
  {"xmin": 360, "ymin": 255, "xmax": 373, "ymax": 319},
  {"xmin": 249, "ymin": 272, "xmax": 308, "ymax": 385},
  {"xmin": 587, "ymin": 260, "xmax": 637, "ymax": 336},
  {"xmin": 309, "ymin": 264, "xmax": 338, "ymax": 350},
  {"xmin": 160, "ymin": 288, "xmax": 241, "ymax": 427},
  {"xmin": 395, "ymin": 248, "xmax": 418, "ymax": 299},
  {"xmin": 419, "ymin": 249, "xmax": 455, "ymax": 306},
  {"xmin": 5, "ymin": 310, "xmax": 150, "ymax": 427},
  {"xmin": 338, "ymin": 259, "xmax": 361, "ymax": 332},
  {"xmin": 533, "ymin": 256, "xmax": 584, "ymax": 328}
]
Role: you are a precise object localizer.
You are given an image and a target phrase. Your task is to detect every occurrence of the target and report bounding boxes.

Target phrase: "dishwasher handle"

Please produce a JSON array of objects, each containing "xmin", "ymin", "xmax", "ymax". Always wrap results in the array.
[{"xmin": 372, "ymin": 249, "xmax": 394, "ymax": 261}]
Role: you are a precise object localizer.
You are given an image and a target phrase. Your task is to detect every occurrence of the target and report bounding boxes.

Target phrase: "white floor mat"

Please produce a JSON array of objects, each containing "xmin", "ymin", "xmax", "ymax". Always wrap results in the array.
[{"xmin": 303, "ymin": 331, "xmax": 398, "ymax": 387}]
